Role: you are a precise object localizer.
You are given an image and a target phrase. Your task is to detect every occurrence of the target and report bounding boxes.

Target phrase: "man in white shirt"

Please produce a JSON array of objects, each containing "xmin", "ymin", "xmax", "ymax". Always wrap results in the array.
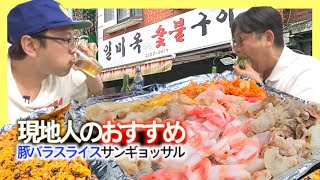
[
  {"xmin": 7, "ymin": 0, "xmax": 103, "ymax": 123},
  {"xmin": 232, "ymin": 7, "xmax": 320, "ymax": 103}
]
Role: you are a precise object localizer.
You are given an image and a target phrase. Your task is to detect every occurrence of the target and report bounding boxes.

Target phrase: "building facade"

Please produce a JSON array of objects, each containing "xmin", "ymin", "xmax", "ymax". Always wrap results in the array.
[
  {"xmin": 95, "ymin": 8, "xmax": 312, "ymax": 93},
  {"xmin": 281, "ymin": 9, "xmax": 312, "ymax": 55},
  {"xmin": 97, "ymin": 8, "xmax": 242, "ymax": 93}
]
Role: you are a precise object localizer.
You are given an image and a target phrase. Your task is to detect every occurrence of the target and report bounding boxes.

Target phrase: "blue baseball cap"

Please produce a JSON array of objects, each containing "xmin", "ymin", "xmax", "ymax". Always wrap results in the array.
[{"xmin": 8, "ymin": 0, "xmax": 93, "ymax": 44}]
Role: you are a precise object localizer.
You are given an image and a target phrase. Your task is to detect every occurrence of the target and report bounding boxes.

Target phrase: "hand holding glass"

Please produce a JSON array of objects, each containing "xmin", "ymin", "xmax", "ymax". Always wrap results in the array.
[{"xmin": 74, "ymin": 49, "xmax": 103, "ymax": 78}]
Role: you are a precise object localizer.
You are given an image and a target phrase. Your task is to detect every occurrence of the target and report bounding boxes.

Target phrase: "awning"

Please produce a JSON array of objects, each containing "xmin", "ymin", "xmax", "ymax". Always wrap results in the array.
[
  {"xmin": 174, "ymin": 43, "xmax": 232, "ymax": 65},
  {"xmin": 99, "ymin": 55, "xmax": 174, "ymax": 82}
]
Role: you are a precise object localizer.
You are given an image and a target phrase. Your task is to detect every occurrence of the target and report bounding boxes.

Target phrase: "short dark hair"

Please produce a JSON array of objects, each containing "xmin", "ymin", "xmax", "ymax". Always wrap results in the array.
[
  {"xmin": 231, "ymin": 7, "xmax": 284, "ymax": 48},
  {"xmin": 8, "ymin": 29, "xmax": 48, "ymax": 60}
]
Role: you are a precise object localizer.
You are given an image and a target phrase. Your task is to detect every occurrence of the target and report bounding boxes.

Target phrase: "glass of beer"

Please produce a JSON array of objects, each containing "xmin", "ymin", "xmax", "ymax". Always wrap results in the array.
[{"xmin": 74, "ymin": 49, "xmax": 103, "ymax": 78}]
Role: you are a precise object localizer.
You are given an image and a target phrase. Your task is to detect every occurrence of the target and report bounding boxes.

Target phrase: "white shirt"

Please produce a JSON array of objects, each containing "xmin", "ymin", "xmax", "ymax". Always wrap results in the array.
[
  {"xmin": 265, "ymin": 46, "xmax": 320, "ymax": 103},
  {"xmin": 8, "ymin": 60, "xmax": 88, "ymax": 124}
]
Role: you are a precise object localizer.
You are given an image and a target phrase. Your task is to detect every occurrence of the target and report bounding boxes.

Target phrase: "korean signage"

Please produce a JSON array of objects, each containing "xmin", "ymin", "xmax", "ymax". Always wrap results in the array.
[{"xmin": 98, "ymin": 8, "xmax": 247, "ymax": 69}]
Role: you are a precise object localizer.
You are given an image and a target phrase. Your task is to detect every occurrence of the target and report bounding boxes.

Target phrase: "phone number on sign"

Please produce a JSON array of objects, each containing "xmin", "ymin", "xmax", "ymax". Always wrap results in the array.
[{"xmin": 145, "ymin": 48, "xmax": 169, "ymax": 58}]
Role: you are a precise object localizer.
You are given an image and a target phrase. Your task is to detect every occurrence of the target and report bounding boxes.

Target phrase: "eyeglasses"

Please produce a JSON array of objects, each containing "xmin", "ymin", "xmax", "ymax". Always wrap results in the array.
[
  {"xmin": 231, "ymin": 32, "xmax": 263, "ymax": 49},
  {"xmin": 34, "ymin": 35, "xmax": 77, "ymax": 50},
  {"xmin": 231, "ymin": 37, "xmax": 246, "ymax": 48}
]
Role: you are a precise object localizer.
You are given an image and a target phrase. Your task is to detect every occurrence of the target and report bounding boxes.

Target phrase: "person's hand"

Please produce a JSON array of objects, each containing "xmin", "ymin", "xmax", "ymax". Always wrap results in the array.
[
  {"xmin": 72, "ymin": 43, "xmax": 98, "ymax": 71},
  {"xmin": 233, "ymin": 60, "xmax": 263, "ymax": 83},
  {"xmin": 78, "ymin": 43, "xmax": 98, "ymax": 57}
]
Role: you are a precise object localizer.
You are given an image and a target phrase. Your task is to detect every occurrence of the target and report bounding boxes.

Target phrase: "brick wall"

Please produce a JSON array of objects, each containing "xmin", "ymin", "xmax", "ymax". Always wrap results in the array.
[
  {"xmin": 283, "ymin": 9, "xmax": 312, "ymax": 25},
  {"xmin": 103, "ymin": 9, "xmax": 192, "ymax": 40}
]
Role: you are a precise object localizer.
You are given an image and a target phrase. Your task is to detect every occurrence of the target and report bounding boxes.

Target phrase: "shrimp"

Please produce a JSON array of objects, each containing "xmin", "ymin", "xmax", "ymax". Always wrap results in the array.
[
  {"xmin": 224, "ymin": 139, "xmax": 261, "ymax": 165},
  {"xmin": 186, "ymin": 158, "xmax": 211, "ymax": 180},
  {"xmin": 187, "ymin": 105, "xmax": 234, "ymax": 129}
]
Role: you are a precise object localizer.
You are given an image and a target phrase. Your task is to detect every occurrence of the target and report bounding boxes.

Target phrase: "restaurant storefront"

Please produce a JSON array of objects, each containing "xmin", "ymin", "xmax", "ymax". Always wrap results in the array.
[{"xmin": 98, "ymin": 9, "xmax": 247, "ymax": 93}]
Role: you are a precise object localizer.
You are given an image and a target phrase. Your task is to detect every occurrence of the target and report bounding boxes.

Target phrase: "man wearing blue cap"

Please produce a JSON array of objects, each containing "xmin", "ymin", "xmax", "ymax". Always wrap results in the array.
[{"xmin": 7, "ymin": 0, "xmax": 103, "ymax": 123}]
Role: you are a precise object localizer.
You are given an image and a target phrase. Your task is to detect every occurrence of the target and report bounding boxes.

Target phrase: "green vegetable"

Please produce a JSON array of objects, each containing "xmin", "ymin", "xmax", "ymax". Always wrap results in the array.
[
  {"xmin": 236, "ymin": 57, "xmax": 252, "ymax": 69},
  {"xmin": 236, "ymin": 57, "xmax": 245, "ymax": 69}
]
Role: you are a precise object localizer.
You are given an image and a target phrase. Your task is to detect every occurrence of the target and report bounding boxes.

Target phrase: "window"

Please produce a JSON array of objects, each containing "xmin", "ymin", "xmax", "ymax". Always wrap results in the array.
[
  {"xmin": 117, "ymin": 9, "xmax": 130, "ymax": 22},
  {"xmin": 104, "ymin": 9, "xmax": 115, "ymax": 23},
  {"xmin": 117, "ymin": 9, "xmax": 143, "ymax": 23},
  {"xmin": 98, "ymin": 9, "xmax": 143, "ymax": 34}
]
